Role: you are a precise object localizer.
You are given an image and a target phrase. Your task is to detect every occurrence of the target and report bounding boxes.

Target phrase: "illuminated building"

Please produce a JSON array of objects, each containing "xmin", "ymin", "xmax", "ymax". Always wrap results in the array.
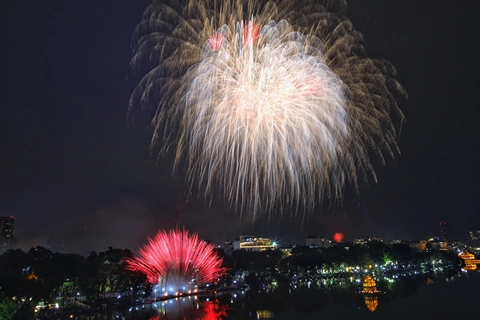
[
  {"xmin": 427, "ymin": 237, "xmax": 440, "ymax": 251},
  {"xmin": 362, "ymin": 276, "xmax": 379, "ymax": 294},
  {"xmin": 388, "ymin": 238, "xmax": 402, "ymax": 245},
  {"xmin": 409, "ymin": 240, "xmax": 427, "ymax": 252},
  {"xmin": 353, "ymin": 236, "xmax": 383, "ymax": 246},
  {"xmin": 234, "ymin": 235, "xmax": 277, "ymax": 251},
  {"xmin": 306, "ymin": 236, "xmax": 332, "ymax": 248},
  {"xmin": 459, "ymin": 251, "xmax": 480, "ymax": 271},
  {"xmin": 419, "ymin": 240, "xmax": 427, "ymax": 251},
  {"xmin": 439, "ymin": 241, "xmax": 452, "ymax": 252},
  {"xmin": 0, "ymin": 216, "xmax": 15, "ymax": 252},
  {"xmin": 362, "ymin": 276, "xmax": 379, "ymax": 312}
]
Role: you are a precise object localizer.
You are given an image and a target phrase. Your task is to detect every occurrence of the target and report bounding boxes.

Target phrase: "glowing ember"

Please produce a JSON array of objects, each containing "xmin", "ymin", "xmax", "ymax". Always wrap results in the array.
[
  {"xmin": 126, "ymin": 229, "xmax": 226, "ymax": 293},
  {"xmin": 333, "ymin": 232, "xmax": 343, "ymax": 243}
]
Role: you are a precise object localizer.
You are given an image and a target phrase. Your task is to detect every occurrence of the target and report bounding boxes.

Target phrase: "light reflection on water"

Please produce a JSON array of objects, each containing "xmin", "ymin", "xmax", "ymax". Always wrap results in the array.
[
  {"xmin": 126, "ymin": 271, "xmax": 480, "ymax": 319},
  {"xmin": 148, "ymin": 296, "xmax": 229, "ymax": 320}
]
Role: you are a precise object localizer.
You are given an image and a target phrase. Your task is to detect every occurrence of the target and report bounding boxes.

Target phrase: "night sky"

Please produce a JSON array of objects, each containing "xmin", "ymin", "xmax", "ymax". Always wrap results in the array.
[{"xmin": 1, "ymin": 0, "xmax": 479, "ymax": 254}]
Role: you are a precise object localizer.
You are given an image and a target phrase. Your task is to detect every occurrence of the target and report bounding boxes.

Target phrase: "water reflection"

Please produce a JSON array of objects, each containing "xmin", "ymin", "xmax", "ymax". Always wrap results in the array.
[
  {"xmin": 123, "ymin": 269, "xmax": 478, "ymax": 319},
  {"xmin": 363, "ymin": 295, "xmax": 378, "ymax": 312},
  {"xmin": 124, "ymin": 295, "xmax": 229, "ymax": 320}
]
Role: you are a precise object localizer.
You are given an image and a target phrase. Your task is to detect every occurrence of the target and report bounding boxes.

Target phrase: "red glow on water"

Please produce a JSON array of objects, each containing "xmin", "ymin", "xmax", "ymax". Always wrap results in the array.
[
  {"xmin": 126, "ymin": 229, "xmax": 226, "ymax": 292},
  {"xmin": 333, "ymin": 232, "xmax": 343, "ymax": 243},
  {"xmin": 203, "ymin": 300, "xmax": 229, "ymax": 318},
  {"xmin": 148, "ymin": 299, "xmax": 229, "ymax": 320}
]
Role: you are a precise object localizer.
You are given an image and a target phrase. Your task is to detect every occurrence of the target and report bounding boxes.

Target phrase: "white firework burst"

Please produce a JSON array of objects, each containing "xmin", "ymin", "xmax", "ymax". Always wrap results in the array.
[{"xmin": 128, "ymin": 0, "xmax": 405, "ymax": 220}]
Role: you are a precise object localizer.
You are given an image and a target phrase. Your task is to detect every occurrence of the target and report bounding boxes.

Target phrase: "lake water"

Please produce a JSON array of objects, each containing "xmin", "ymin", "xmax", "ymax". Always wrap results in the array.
[{"xmin": 123, "ymin": 270, "xmax": 480, "ymax": 319}]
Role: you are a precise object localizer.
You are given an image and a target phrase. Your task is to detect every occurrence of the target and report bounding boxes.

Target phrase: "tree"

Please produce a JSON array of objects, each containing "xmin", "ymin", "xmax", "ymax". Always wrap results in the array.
[
  {"xmin": 0, "ymin": 249, "xmax": 30, "ymax": 298},
  {"xmin": 0, "ymin": 290, "xmax": 16, "ymax": 320},
  {"xmin": 323, "ymin": 245, "xmax": 348, "ymax": 268},
  {"xmin": 345, "ymin": 245, "xmax": 368, "ymax": 266},
  {"xmin": 77, "ymin": 248, "xmax": 145, "ymax": 308},
  {"xmin": 366, "ymin": 241, "xmax": 388, "ymax": 264},
  {"xmin": 99, "ymin": 247, "xmax": 134, "ymax": 298},
  {"xmin": 289, "ymin": 247, "xmax": 324, "ymax": 272},
  {"xmin": 77, "ymin": 251, "xmax": 104, "ymax": 304},
  {"xmin": 388, "ymin": 243, "xmax": 414, "ymax": 264}
]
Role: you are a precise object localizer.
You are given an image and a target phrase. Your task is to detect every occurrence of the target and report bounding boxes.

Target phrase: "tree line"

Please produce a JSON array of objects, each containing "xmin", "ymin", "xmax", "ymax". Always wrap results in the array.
[{"xmin": 0, "ymin": 242, "xmax": 462, "ymax": 319}]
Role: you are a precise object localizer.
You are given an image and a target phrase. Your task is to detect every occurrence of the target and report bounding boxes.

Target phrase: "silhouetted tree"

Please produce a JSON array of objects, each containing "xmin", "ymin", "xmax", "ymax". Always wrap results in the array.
[
  {"xmin": 388, "ymin": 243, "xmax": 414, "ymax": 264},
  {"xmin": 0, "ymin": 290, "xmax": 16, "ymax": 320},
  {"xmin": 366, "ymin": 241, "xmax": 388, "ymax": 264}
]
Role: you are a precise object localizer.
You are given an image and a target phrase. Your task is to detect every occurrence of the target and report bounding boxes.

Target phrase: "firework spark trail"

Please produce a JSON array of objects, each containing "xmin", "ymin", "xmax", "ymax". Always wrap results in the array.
[
  {"xmin": 128, "ymin": 0, "xmax": 405, "ymax": 220},
  {"xmin": 125, "ymin": 229, "xmax": 226, "ymax": 292}
]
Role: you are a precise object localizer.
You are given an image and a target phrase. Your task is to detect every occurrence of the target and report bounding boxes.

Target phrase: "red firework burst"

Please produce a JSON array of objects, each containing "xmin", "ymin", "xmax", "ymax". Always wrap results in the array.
[
  {"xmin": 126, "ymin": 229, "xmax": 226, "ymax": 293},
  {"xmin": 333, "ymin": 232, "xmax": 343, "ymax": 243}
]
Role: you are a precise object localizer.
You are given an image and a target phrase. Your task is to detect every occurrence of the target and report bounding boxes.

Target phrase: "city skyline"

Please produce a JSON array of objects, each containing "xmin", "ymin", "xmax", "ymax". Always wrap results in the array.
[
  {"xmin": 2, "ymin": 214, "xmax": 477, "ymax": 255},
  {"xmin": 1, "ymin": 0, "xmax": 479, "ymax": 254}
]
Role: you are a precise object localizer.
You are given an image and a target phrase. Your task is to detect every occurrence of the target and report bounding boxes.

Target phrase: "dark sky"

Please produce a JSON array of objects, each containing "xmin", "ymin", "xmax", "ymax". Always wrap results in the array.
[{"xmin": 1, "ymin": 0, "xmax": 479, "ymax": 254}]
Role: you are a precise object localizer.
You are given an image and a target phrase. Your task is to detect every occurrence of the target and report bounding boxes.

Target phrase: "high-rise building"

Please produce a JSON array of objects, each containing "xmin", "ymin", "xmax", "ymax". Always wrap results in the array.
[
  {"xmin": 439, "ymin": 221, "xmax": 453, "ymax": 242},
  {"xmin": 0, "ymin": 216, "xmax": 15, "ymax": 252}
]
